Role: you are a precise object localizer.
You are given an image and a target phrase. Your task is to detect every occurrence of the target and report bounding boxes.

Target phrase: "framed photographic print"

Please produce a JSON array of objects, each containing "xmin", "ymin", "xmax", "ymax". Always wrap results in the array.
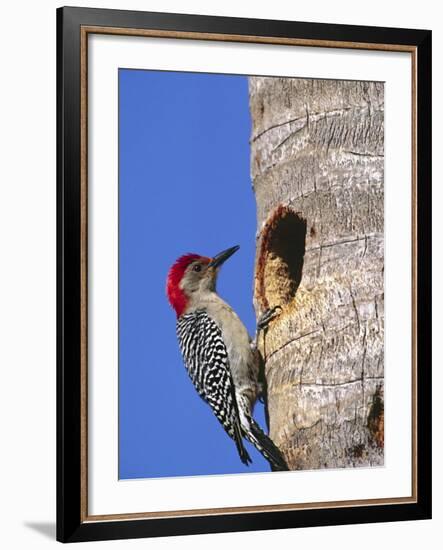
[{"xmin": 57, "ymin": 6, "xmax": 432, "ymax": 543}]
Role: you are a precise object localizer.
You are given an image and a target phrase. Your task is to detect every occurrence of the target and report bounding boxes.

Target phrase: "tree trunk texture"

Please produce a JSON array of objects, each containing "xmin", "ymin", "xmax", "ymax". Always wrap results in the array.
[{"xmin": 249, "ymin": 77, "xmax": 384, "ymax": 470}]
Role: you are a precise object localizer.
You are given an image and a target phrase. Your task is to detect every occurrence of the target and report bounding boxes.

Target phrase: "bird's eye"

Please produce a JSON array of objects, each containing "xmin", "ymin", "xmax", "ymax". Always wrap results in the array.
[{"xmin": 193, "ymin": 264, "xmax": 202, "ymax": 272}]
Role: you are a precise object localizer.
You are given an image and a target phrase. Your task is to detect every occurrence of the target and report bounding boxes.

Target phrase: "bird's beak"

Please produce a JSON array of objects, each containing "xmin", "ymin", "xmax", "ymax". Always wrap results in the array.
[{"xmin": 208, "ymin": 245, "xmax": 240, "ymax": 268}]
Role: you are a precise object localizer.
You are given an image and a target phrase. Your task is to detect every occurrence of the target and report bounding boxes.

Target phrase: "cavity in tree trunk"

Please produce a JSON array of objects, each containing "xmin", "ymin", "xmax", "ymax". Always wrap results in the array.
[{"xmin": 249, "ymin": 77, "xmax": 384, "ymax": 470}]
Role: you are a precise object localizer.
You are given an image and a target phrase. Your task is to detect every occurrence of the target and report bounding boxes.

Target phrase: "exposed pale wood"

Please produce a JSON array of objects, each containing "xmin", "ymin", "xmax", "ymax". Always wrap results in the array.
[{"xmin": 250, "ymin": 77, "xmax": 385, "ymax": 469}]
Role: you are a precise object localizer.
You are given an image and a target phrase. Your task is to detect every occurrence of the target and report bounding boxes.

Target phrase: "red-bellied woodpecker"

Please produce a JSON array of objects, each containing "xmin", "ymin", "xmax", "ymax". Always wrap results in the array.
[{"xmin": 166, "ymin": 245, "xmax": 288, "ymax": 471}]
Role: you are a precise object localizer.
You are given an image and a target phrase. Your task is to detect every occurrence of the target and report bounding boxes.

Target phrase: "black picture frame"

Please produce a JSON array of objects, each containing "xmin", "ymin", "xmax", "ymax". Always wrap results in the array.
[{"xmin": 57, "ymin": 6, "xmax": 432, "ymax": 543}]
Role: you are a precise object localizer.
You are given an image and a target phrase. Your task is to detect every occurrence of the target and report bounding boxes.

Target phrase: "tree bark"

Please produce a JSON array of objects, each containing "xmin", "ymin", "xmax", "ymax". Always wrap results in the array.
[{"xmin": 249, "ymin": 77, "xmax": 384, "ymax": 469}]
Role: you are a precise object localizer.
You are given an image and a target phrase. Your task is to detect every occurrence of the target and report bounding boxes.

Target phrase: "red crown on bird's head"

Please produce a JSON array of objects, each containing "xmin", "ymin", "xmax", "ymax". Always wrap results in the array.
[{"xmin": 166, "ymin": 253, "xmax": 209, "ymax": 317}]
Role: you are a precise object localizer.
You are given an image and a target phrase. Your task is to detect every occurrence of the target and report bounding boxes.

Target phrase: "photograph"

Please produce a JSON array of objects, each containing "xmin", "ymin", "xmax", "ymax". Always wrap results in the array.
[
  {"xmin": 55, "ymin": 7, "xmax": 431, "ymax": 542},
  {"xmin": 118, "ymin": 69, "xmax": 385, "ymax": 480},
  {"xmin": 0, "ymin": 0, "xmax": 436, "ymax": 547}
]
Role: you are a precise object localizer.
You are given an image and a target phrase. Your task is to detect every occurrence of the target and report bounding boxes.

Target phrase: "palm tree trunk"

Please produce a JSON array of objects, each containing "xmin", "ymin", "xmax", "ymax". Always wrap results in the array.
[{"xmin": 249, "ymin": 77, "xmax": 384, "ymax": 469}]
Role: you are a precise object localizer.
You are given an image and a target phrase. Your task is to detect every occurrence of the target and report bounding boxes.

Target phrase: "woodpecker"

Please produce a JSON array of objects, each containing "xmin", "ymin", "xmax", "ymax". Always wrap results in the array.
[{"xmin": 166, "ymin": 245, "xmax": 288, "ymax": 471}]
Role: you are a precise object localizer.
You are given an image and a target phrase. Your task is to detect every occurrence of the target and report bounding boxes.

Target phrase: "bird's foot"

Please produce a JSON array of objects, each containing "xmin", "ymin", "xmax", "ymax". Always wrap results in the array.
[{"xmin": 257, "ymin": 306, "xmax": 282, "ymax": 330}]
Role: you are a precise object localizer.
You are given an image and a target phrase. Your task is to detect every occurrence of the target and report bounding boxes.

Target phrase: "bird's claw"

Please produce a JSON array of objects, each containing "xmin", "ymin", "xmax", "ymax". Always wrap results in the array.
[{"xmin": 257, "ymin": 306, "xmax": 282, "ymax": 330}]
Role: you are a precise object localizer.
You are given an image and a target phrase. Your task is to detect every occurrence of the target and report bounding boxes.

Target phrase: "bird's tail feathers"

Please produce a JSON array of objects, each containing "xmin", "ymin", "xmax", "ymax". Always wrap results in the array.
[
  {"xmin": 233, "ymin": 422, "xmax": 252, "ymax": 466},
  {"xmin": 246, "ymin": 419, "xmax": 289, "ymax": 471}
]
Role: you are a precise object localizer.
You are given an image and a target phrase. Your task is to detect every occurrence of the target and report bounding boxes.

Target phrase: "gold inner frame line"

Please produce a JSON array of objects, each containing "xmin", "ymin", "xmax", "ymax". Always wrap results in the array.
[{"xmin": 79, "ymin": 25, "xmax": 418, "ymax": 523}]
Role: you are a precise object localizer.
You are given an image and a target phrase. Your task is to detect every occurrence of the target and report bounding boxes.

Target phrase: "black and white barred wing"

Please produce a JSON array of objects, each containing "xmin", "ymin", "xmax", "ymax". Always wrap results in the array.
[{"xmin": 176, "ymin": 310, "xmax": 251, "ymax": 465}]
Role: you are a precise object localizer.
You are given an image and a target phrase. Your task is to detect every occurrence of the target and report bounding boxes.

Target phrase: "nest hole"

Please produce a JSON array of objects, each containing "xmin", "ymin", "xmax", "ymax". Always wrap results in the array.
[{"xmin": 257, "ymin": 207, "xmax": 307, "ymax": 310}]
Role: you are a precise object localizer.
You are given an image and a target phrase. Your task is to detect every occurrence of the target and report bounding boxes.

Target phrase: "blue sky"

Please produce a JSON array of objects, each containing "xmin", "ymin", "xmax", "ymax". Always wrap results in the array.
[{"xmin": 119, "ymin": 69, "xmax": 269, "ymax": 479}]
